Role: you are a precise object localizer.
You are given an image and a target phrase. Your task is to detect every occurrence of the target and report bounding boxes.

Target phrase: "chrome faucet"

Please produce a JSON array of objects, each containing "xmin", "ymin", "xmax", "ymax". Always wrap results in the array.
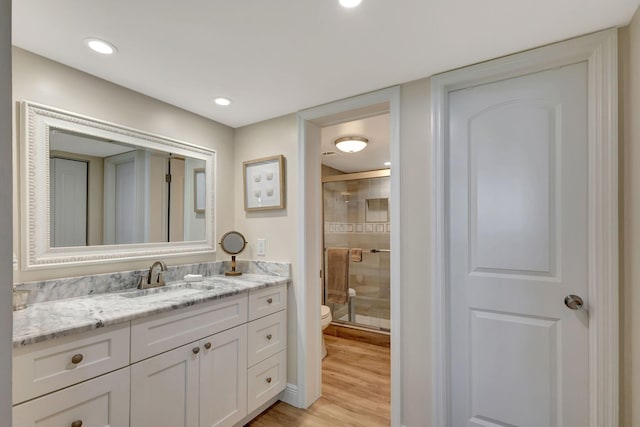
[{"xmin": 138, "ymin": 260, "xmax": 168, "ymax": 289}]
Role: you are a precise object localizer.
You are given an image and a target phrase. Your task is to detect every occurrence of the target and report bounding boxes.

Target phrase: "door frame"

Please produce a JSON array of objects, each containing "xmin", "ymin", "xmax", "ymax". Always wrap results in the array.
[
  {"xmin": 296, "ymin": 86, "xmax": 401, "ymax": 426},
  {"xmin": 431, "ymin": 29, "xmax": 619, "ymax": 427}
]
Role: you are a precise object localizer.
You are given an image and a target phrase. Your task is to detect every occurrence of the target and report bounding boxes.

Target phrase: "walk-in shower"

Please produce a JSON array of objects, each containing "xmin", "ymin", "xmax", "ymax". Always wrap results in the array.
[{"xmin": 323, "ymin": 171, "xmax": 390, "ymax": 332}]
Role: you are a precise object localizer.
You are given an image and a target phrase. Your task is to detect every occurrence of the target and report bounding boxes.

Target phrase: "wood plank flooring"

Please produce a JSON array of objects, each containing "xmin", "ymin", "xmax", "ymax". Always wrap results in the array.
[{"xmin": 246, "ymin": 335, "xmax": 391, "ymax": 426}]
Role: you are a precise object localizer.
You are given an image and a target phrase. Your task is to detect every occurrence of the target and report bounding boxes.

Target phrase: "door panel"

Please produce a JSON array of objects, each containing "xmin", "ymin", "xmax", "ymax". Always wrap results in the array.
[
  {"xmin": 130, "ymin": 343, "xmax": 199, "ymax": 427},
  {"xmin": 199, "ymin": 324, "xmax": 247, "ymax": 427},
  {"xmin": 470, "ymin": 102, "xmax": 554, "ymax": 274},
  {"xmin": 469, "ymin": 310, "xmax": 559, "ymax": 426},
  {"xmin": 448, "ymin": 62, "xmax": 588, "ymax": 427},
  {"xmin": 50, "ymin": 157, "xmax": 87, "ymax": 247}
]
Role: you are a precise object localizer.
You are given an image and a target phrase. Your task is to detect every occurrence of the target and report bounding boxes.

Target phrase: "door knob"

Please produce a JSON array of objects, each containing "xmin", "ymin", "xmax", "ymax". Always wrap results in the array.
[{"xmin": 564, "ymin": 294, "xmax": 584, "ymax": 310}]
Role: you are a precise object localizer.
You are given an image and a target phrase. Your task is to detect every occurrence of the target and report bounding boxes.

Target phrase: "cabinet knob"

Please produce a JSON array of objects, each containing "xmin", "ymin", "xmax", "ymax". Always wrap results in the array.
[
  {"xmin": 266, "ymin": 334, "xmax": 272, "ymax": 340},
  {"xmin": 266, "ymin": 377, "xmax": 272, "ymax": 384},
  {"xmin": 71, "ymin": 354, "xmax": 84, "ymax": 365},
  {"xmin": 267, "ymin": 298, "xmax": 273, "ymax": 304},
  {"xmin": 71, "ymin": 421, "xmax": 83, "ymax": 427},
  {"xmin": 192, "ymin": 347, "xmax": 200, "ymax": 355},
  {"xmin": 204, "ymin": 342, "xmax": 212, "ymax": 350}
]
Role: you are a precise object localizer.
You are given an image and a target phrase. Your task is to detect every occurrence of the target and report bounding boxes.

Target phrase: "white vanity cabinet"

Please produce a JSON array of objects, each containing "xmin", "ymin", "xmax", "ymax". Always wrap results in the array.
[
  {"xmin": 130, "ymin": 293, "xmax": 249, "ymax": 427},
  {"xmin": 130, "ymin": 324, "xmax": 248, "ymax": 427},
  {"xmin": 12, "ymin": 282, "xmax": 288, "ymax": 427},
  {"xmin": 12, "ymin": 323, "xmax": 131, "ymax": 427},
  {"xmin": 246, "ymin": 285, "xmax": 287, "ymax": 414},
  {"xmin": 13, "ymin": 367, "xmax": 131, "ymax": 427}
]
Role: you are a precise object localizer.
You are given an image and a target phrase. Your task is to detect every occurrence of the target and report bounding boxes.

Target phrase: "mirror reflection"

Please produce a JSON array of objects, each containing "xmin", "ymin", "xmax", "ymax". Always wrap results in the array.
[{"xmin": 49, "ymin": 128, "xmax": 206, "ymax": 247}]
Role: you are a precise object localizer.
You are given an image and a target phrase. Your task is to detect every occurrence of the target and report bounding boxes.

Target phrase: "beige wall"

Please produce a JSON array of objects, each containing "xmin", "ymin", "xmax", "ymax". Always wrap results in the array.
[
  {"xmin": 0, "ymin": 0, "xmax": 12, "ymax": 424},
  {"xmin": 619, "ymin": 8, "xmax": 640, "ymax": 426},
  {"xmin": 12, "ymin": 48, "xmax": 235, "ymax": 283},
  {"xmin": 233, "ymin": 113, "xmax": 299, "ymax": 383}
]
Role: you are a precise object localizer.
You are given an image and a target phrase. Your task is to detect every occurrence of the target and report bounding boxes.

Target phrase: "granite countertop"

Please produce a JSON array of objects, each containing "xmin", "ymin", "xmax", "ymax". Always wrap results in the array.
[{"xmin": 13, "ymin": 273, "xmax": 289, "ymax": 348}]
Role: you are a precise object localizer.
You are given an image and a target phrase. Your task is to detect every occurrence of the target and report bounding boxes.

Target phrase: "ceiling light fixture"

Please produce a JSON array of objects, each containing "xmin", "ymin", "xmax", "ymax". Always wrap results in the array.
[
  {"xmin": 339, "ymin": 0, "xmax": 362, "ymax": 7},
  {"xmin": 335, "ymin": 136, "xmax": 368, "ymax": 153},
  {"xmin": 85, "ymin": 38, "xmax": 117, "ymax": 55},
  {"xmin": 214, "ymin": 97, "xmax": 232, "ymax": 106},
  {"xmin": 384, "ymin": 161, "xmax": 391, "ymax": 166}
]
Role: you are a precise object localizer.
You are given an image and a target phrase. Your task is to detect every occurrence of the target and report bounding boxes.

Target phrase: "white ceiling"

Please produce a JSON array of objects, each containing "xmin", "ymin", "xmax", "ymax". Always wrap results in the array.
[
  {"xmin": 50, "ymin": 129, "xmax": 133, "ymax": 158},
  {"xmin": 12, "ymin": 0, "xmax": 640, "ymax": 128},
  {"xmin": 321, "ymin": 113, "xmax": 389, "ymax": 173}
]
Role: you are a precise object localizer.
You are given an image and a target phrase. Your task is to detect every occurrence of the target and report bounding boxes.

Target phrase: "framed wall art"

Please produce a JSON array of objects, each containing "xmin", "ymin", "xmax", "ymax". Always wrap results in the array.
[{"xmin": 243, "ymin": 155, "xmax": 285, "ymax": 211}]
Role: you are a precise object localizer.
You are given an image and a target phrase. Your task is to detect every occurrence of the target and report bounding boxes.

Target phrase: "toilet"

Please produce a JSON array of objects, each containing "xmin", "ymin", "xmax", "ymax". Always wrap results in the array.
[{"xmin": 321, "ymin": 305, "xmax": 332, "ymax": 359}]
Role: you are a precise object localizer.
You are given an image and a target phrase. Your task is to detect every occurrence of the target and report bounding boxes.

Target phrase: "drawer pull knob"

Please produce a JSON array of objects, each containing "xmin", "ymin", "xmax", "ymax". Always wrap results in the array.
[
  {"xmin": 71, "ymin": 354, "xmax": 84, "ymax": 365},
  {"xmin": 266, "ymin": 334, "xmax": 273, "ymax": 340},
  {"xmin": 267, "ymin": 298, "xmax": 273, "ymax": 304},
  {"xmin": 204, "ymin": 342, "xmax": 212, "ymax": 350},
  {"xmin": 71, "ymin": 421, "xmax": 83, "ymax": 427},
  {"xmin": 192, "ymin": 347, "xmax": 200, "ymax": 355},
  {"xmin": 266, "ymin": 377, "xmax": 272, "ymax": 383}
]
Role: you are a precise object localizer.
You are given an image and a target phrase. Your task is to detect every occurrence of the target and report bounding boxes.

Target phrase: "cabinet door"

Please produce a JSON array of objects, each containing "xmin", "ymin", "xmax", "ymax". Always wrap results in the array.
[
  {"xmin": 199, "ymin": 324, "xmax": 248, "ymax": 427},
  {"xmin": 13, "ymin": 367, "xmax": 130, "ymax": 427},
  {"xmin": 131, "ymin": 342, "xmax": 200, "ymax": 427}
]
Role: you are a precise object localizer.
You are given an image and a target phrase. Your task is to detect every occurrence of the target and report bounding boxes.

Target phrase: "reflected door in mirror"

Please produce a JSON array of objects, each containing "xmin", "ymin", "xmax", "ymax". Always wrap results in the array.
[
  {"xmin": 49, "ymin": 128, "xmax": 207, "ymax": 247},
  {"xmin": 50, "ymin": 157, "xmax": 88, "ymax": 247}
]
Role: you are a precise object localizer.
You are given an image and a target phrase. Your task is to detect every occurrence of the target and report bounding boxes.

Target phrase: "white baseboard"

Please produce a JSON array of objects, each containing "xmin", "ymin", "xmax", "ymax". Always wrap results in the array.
[{"xmin": 279, "ymin": 383, "xmax": 300, "ymax": 407}]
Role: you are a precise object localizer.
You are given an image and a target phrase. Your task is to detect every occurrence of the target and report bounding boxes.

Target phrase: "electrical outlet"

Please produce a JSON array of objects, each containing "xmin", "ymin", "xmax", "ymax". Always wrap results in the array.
[{"xmin": 256, "ymin": 238, "xmax": 266, "ymax": 256}]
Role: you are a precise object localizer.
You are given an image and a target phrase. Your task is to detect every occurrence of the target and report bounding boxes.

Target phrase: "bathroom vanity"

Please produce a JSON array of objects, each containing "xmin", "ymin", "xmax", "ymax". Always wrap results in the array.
[{"xmin": 12, "ymin": 273, "xmax": 288, "ymax": 427}]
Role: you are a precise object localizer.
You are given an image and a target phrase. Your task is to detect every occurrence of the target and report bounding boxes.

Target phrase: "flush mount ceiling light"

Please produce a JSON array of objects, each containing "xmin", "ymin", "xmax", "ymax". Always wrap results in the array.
[
  {"xmin": 339, "ymin": 0, "xmax": 362, "ymax": 7},
  {"xmin": 214, "ymin": 97, "xmax": 232, "ymax": 106},
  {"xmin": 384, "ymin": 161, "xmax": 391, "ymax": 166},
  {"xmin": 334, "ymin": 136, "xmax": 368, "ymax": 153},
  {"xmin": 85, "ymin": 38, "xmax": 117, "ymax": 55}
]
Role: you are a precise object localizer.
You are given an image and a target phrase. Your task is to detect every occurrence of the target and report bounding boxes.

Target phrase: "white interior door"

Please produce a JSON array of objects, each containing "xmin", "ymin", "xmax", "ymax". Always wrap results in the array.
[
  {"xmin": 103, "ymin": 150, "xmax": 146, "ymax": 244},
  {"xmin": 50, "ymin": 157, "xmax": 87, "ymax": 247},
  {"xmin": 448, "ymin": 62, "xmax": 589, "ymax": 427}
]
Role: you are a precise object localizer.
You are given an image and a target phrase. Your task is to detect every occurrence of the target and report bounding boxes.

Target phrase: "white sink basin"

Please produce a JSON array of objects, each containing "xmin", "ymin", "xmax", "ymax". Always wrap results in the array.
[{"xmin": 120, "ymin": 285, "xmax": 203, "ymax": 300}]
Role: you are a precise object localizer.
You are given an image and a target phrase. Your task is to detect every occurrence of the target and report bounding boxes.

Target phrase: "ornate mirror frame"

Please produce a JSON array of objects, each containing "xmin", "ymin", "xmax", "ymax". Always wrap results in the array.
[{"xmin": 20, "ymin": 100, "xmax": 217, "ymax": 270}]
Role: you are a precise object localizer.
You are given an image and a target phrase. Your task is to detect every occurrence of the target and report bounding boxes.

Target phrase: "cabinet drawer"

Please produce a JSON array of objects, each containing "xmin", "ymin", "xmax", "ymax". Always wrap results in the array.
[
  {"xmin": 247, "ymin": 310, "xmax": 287, "ymax": 367},
  {"xmin": 131, "ymin": 293, "xmax": 247, "ymax": 362},
  {"xmin": 247, "ymin": 350, "xmax": 287, "ymax": 413},
  {"xmin": 13, "ymin": 323, "xmax": 130, "ymax": 404},
  {"xmin": 248, "ymin": 284, "xmax": 286, "ymax": 321},
  {"xmin": 13, "ymin": 367, "xmax": 130, "ymax": 427}
]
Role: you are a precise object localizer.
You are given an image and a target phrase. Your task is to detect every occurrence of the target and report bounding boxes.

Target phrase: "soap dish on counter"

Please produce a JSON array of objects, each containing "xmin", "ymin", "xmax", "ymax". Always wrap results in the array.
[{"xmin": 184, "ymin": 274, "xmax": 203, "ymax": 283}]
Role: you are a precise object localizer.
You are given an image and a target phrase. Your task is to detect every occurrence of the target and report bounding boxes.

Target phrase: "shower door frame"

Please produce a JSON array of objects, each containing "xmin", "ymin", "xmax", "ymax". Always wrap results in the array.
[{"xmin": 322, "ymin": 169, "xmax": 391, "ymax": 331}]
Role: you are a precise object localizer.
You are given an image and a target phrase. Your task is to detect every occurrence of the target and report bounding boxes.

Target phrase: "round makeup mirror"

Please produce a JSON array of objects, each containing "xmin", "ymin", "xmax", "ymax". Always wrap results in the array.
[{"xmin": 219, "ymin": 231, "xmax": 247, "ymax": 276}]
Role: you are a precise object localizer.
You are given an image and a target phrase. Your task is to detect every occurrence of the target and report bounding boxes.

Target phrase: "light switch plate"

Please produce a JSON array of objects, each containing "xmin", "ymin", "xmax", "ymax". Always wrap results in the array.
[{"xmin": 256, "ymin": 238, "xmax": 266, "ymax": 256}]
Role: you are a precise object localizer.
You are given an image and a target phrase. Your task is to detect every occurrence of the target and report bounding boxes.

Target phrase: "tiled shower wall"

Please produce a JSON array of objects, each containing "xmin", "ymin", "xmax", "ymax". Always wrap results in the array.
[{"xmin": 323, "ymin": 175, "xmax": 390, "ymax": 329}]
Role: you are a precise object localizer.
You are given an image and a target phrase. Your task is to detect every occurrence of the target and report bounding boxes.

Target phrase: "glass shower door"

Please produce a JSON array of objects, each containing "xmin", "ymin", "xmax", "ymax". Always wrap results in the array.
[{"xmin": 322, "ymin": 175, "xmax": 390, "ymax": 332}]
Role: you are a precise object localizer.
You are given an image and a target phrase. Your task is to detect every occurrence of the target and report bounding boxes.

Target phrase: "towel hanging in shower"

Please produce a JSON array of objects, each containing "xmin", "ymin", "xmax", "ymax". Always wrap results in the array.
[{"xmin": 326, "ymin": 247, "xmax": 350, "ymax": 304}]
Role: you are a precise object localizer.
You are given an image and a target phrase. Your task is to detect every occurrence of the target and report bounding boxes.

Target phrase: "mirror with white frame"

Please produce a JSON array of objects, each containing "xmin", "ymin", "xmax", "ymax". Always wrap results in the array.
[{"xmin": 20, "ymin": 100, "xmax": 217, "ymax": 270}]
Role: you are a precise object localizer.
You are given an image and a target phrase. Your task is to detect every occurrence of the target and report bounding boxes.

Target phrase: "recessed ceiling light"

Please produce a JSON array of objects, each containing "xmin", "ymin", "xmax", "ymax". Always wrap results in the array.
[
  {"xmin": 85, "ymin": 38, "xmax": 117, "ymax": 55},
  {"xmin": 339, "ymin": 0, "xmax": 362, "ymax": 7},
  {"xmin": 384, "ymin": 161, "xmax": 391, "ymax": 166},
  {"xmin": 214, "ymin": 97, "xmax": 232, "ymax": 106}
]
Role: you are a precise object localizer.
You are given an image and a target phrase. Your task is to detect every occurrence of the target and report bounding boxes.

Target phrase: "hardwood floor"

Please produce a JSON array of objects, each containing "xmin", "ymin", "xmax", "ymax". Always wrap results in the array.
[{"xmin": 246, "ymin": 335, "xmax": 391, "ymax": 426}]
